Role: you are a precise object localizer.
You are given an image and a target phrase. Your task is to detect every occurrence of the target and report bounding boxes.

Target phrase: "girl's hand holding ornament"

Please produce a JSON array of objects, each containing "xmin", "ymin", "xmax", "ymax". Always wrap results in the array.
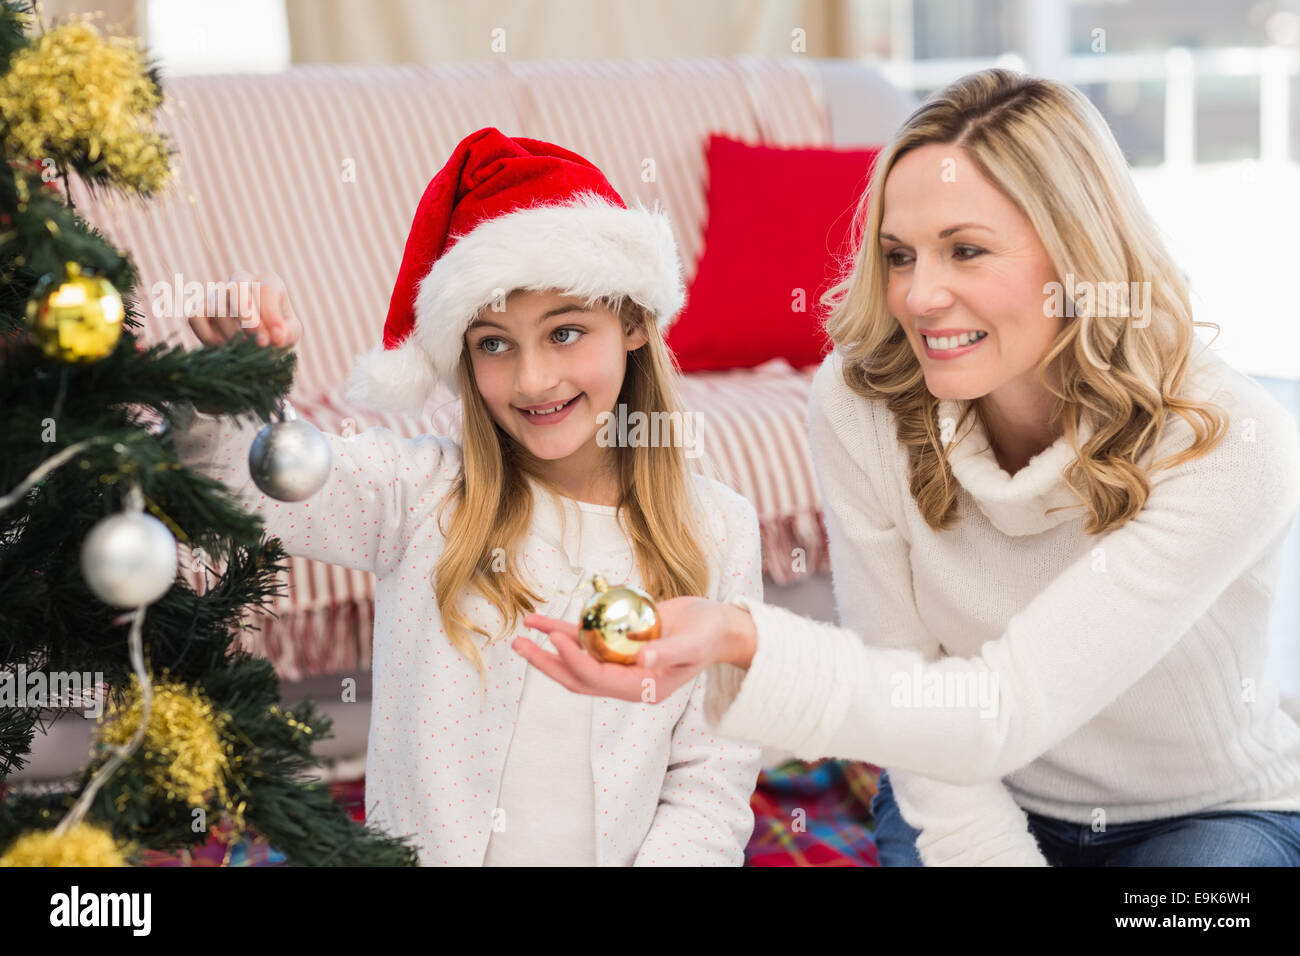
[
  {"xmin": 187, "ymin": 269, "xmax": 302, "ymax": 351},
  {"xmin": 187, "ymin": 269, "xmax": 301, "ymax": 415},
  {"xmin": 184, "ymin": 268, "xmax": 330, "ymax": 501},
  {"xmin": 514, "ymin": 594, "xmax": 758, "ymax": 704}
]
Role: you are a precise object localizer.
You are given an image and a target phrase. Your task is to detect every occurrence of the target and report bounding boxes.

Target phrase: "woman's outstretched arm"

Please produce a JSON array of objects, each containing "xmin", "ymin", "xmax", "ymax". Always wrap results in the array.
[{"xmin": 703, "ymin": 356, "xmax": 1300, "ymax": 787}]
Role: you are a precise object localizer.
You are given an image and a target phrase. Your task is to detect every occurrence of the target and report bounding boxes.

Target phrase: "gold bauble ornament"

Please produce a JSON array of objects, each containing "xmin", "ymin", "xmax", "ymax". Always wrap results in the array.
[
  {"xmin": 577, "ymin": 573, "xmax": 661, "ymax": 666},
  {"xmin": 24, "ymin": 262, "xmax": 124, "ymax": 363}
]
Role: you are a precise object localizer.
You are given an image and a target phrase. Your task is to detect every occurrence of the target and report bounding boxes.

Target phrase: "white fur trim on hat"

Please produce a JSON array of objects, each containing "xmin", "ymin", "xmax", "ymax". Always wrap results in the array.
[
  {"xmin": 345, "ymin": 191, "xmax": 684, "ymax": 415},
  {"xmin": 345, "ymin": 335, "xmax": 440, "ymax": 416}
]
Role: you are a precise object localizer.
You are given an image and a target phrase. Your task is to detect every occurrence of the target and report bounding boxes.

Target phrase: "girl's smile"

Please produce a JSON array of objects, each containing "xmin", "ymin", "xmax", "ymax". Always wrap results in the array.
[{"xmin": 514, "ymin": 392, "xmax": 584, "ymax": 425}]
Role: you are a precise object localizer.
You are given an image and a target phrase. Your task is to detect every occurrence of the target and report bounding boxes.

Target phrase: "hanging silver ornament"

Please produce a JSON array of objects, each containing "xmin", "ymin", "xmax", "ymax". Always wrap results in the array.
[
  {"xmin": 248, "ymin": 402, "xmax": 332, "ymax": 501},
  {"xmin": 81, "ymin": 488, "xmax": 179, "ymax": 608}
]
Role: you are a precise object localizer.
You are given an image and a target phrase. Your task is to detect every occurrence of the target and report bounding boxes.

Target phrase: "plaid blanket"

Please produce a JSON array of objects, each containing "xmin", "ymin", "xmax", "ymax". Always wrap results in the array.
[
  {"xmin": 134, "ymin": 826, "xmax": 286, "ymax": 867},
  {"xmin": 132, "ymin": 764, "xmax": 882, "ymax": 866},
  {"xmin": 744, "ymin": 759, "xmax": 881, "ymax": 867}
]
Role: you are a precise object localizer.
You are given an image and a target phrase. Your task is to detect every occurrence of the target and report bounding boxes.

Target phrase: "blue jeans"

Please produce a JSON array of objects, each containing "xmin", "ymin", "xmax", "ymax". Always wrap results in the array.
[{"xmin": 871, "ymin": 769, "xmax": 1300, "ymax": 866}]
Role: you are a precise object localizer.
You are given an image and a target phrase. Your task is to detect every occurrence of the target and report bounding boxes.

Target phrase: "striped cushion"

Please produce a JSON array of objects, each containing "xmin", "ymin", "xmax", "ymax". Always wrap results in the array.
[{"xmin": 69, "ymin": 58, "xmax": 833, "ymax": 678}]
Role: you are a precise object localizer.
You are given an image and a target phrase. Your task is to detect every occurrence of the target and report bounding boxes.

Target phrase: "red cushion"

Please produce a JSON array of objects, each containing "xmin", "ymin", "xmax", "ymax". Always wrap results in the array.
[{"xmin": 665, "ymin": 135, "xmax": 881, "ymax": 372}]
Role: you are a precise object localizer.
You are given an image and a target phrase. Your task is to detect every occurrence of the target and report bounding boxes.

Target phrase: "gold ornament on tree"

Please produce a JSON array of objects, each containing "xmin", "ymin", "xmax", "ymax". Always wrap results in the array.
[
  {"xmin": 24, "ymin": 262, "xmax": 124, "ymax": 363},
  {"xmin": 577, "ymin": 573, "xmax": 661, "ymax": 665}
]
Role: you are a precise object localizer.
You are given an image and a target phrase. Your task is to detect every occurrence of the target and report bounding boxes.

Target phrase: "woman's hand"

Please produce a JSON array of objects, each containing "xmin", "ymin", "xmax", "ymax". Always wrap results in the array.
[
  {"xmin": 187, "ymin": 269, "xmax": 301, "ymax": 350},
  {"xmin": 513, "ymin": 596, "xmax": 757, "ymax": 703}
]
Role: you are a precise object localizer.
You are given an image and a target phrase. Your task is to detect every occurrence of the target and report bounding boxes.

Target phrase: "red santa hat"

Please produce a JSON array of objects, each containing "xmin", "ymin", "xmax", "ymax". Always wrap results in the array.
[{"xmin": 346, "ymin": 127, "xmax": 685, "ymax": 415}]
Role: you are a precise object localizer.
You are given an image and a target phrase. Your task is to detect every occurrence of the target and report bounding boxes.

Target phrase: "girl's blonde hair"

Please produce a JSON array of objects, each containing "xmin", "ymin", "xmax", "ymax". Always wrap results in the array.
[
  {"xmin": 824, "ymin": 67, "xmax": 1228, "ymax": 534},
  {"xmin": 433, "ymin": 296, "xmax": 714, "ymax": 685}
]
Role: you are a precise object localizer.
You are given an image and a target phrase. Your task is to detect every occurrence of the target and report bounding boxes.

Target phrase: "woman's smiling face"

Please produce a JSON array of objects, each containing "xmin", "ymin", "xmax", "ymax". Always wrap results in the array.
[
  {"xmin": 879, "ymin": 143, "xmax": 1063, "ymax": 402},
  {"xmin": 465, "ymin": 288, "xmax": 647, "ymax": 463}
]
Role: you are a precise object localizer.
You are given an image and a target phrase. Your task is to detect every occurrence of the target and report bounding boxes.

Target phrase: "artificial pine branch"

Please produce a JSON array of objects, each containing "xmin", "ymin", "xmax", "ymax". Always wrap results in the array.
[{"xmin": 0, "ymin": 0, "xmax": 418, "ymax": 864}]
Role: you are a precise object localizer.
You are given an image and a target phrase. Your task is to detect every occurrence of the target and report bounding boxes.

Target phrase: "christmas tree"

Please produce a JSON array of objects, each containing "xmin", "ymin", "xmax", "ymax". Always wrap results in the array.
[{"xmin": 0, "ymin": 1, "xmax": 416, "ymax": 866}]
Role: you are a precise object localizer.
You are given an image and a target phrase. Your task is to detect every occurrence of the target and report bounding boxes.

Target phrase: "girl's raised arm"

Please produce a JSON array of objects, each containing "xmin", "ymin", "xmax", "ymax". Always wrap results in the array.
[
  {"xmin": 174, "ymin": 270, "xmax": 460, "ymax": 577},
  {"xmin": 171, "ymin": 400, "xmax": 456, "ymax": 577}
]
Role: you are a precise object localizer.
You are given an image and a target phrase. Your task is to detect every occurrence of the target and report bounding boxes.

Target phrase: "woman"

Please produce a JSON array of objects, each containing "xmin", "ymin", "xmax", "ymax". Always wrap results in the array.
[{"xmin": 513, "ymin": 69, "xmax": 1300, "ymax": 866}]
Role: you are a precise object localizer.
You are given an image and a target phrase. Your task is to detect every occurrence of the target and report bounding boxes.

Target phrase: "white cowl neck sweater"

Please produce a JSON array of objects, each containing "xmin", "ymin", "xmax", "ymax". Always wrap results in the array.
[{"xmin": 703, "ymin": 343, "xmax": 1300, "ymax": 866}]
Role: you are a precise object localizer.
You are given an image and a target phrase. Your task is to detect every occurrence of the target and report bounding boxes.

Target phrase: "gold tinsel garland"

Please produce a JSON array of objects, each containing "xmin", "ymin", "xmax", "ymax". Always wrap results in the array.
[
  {"xmin": 0, "ymin": 822, "xmax": 131, "ymax": 867},
  {"xmin": 95, "ymin": 673, "xmax": 245, "ymax": 832},
  {"xmin": 0, "ymin": 16, "xmax": 171, "ymax": 194}
]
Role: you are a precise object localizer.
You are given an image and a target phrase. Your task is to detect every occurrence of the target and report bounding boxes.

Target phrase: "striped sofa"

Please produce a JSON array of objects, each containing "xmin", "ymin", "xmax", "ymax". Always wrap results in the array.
[{"xmin": 71, "ymin": 56, "xmax": 914, "ymax": 681}]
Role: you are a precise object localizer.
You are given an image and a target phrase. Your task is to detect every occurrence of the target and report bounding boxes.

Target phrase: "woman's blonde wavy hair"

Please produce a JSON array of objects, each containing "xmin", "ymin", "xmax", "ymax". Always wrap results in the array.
[
  {"xmin": 824, "ymin": 68, "xmax": 1228, "ymax": 534},
  {"xmin": 432, "ymin": 295, "xmax": 715, "ymax": 687}
]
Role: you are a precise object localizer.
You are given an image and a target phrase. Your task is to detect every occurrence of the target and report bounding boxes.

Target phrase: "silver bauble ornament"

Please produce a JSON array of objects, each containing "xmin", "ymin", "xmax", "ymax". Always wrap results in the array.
[
  {"xmin": 248, "ymin": 405, "xmax": 331, "ymax": 502},
  {"xmin": 81, "ymin": 512, "xmax": 179, "ymax": 608}
]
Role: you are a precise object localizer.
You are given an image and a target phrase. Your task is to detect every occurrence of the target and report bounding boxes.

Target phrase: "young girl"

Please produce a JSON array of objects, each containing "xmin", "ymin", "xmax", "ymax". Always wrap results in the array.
[{"xmin": 173, "ymin": 128, "xmax": 766, "ymax": 866}]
